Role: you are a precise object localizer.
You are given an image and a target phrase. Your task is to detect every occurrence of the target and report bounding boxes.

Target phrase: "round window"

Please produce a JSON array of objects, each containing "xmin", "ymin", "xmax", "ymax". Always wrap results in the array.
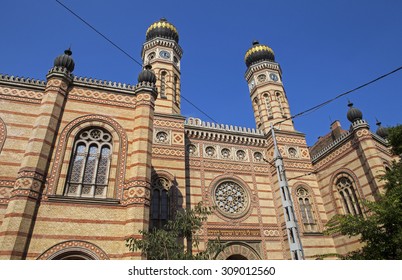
[{"xmin": 214, "ymin": 181, "xmax": 249, "ymax": 218}]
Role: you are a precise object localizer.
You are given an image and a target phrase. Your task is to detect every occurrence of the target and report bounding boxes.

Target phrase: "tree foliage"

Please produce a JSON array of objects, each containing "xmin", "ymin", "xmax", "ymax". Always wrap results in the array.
[
  {"xmin": 325, "ymin": 125, "xmax": 402, "ymax": 259},
  {"xmin": 126, "ymin": 202, "xmax": 225, "ymax": 260}
]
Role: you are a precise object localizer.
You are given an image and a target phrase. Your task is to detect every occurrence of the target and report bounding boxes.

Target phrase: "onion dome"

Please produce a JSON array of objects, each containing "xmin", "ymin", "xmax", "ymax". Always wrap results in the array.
[
  {"xmin": 347, "ymin": 101, "xmax": 363, "ymax": 123},
  {"xmin": 376, "ymin": 120, "xmax": 388, "ymax": 139},
  {"xmin": 138, "ymin": 64, "xmax": 156, "ymax": 84},
  {"xmin": 54, "ymin": 48, "xmax": 75, "ymax": 72},
  {"xmin": 146, "ymin": 18, "xmax": 179, "ymax": 43},
  {"xmin": 245, "ymin": 41, "xmax": 275, "ymax": 67}
]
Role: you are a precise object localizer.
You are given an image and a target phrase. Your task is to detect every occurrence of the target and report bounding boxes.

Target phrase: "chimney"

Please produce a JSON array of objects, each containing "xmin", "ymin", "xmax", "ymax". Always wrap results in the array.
[{"xmin": 330, "ymin": 120, "xmax": 342, "ymax": 140}]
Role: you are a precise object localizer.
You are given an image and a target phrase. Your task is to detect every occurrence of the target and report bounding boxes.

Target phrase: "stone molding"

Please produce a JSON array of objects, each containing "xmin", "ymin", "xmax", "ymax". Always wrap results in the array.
[
  {"xmin": 37, "ymin": 240, "xmax": 109, "ymax": 260},
  {"xmin": 185, "ymin": 118, "xmax": 266, "ymax": 146}
]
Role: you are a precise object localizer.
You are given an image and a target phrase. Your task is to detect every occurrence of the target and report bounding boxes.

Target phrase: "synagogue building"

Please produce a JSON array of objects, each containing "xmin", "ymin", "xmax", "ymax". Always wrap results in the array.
[{"xmin": 0, "ymin": 18, "xmax": 396, "ymax": 259}]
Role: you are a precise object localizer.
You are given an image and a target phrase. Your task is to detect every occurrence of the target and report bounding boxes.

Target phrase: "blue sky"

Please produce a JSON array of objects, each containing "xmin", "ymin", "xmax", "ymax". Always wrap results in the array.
[{"xmin": 1, "ymin": 0, "xmax": 401, "ymax": 146}]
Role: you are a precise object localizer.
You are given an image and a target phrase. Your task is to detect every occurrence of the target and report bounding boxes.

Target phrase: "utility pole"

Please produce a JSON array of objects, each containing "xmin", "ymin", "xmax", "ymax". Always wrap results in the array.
[{"xmin": 270, "ymin": 123, "xmax": 304, "ymax": 260}]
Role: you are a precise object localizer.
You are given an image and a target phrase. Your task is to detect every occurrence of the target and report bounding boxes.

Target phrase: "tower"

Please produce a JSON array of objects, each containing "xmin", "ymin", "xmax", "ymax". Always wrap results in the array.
[
  {"xmin": 0, "ymin": 49, "xmax": 74, "ymax": 259},
  {"xmin": 141, "ymin": 18, "xmax": 183, "ymax": 115},
  {"xmin": 244, "ymin": 41, "xmax": 294, "ymax": 133}
]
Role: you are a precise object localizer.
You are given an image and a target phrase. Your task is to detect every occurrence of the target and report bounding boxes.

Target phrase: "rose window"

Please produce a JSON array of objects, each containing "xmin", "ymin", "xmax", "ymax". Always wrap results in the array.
[{"xmin": 214, "ymin": 181, "xmax": 248, "ymax": 216}]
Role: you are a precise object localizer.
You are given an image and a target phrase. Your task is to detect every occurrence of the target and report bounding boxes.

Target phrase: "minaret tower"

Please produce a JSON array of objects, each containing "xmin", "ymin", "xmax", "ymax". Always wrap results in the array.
[
  {"xmin": 141, "ymin": 18, "xmax": 183, "ymax": 115},
  {"xmin": 244, "ymin": 41, "xmax": 294, "ymax": 133}
]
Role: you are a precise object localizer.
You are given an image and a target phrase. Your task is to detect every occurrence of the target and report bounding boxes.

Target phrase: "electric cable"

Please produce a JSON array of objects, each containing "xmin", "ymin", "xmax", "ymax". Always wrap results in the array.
[{"xmin": 55, "ymin": 0, "xmax": 219, "ymax": 123}]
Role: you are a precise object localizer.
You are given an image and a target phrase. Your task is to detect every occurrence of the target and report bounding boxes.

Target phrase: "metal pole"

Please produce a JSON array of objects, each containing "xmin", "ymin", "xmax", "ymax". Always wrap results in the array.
[{"xmin": 270, "ymin": 123, "xmax": 304, "ymax": 260}]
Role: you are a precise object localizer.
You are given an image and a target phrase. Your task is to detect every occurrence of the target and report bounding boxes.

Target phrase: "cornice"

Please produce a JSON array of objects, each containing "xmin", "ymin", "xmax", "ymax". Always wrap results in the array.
[
  {"xmin": 72, "ymin": 76, "xmax": 137, "ymax": 95},
  {"xmin": 0, "ymin": 73, "xmax": 46, "ymax": 90},
  {"xmin": 184, "ymin": 117, "xmax": 267, "ymax": 146},
  {"xmin": 245, "ymin": 61, "xmax": 282, "ymax": 80},
  {"xmin": 141, "ymin": 37, "xmax": 183, "ymax": 58},
  {"xmin": 311, "ymin": 131, "xmax": 352, "ymax": 163}
]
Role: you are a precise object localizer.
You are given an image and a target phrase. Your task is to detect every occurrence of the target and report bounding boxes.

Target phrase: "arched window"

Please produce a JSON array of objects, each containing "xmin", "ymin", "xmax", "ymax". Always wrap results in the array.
[
  {"xmin": 173, "ymin": 75, "xmax": 178, "ymax": 103},
  {"xmin": 65, "ymin": 127, "xmax": 112, "ymax": 198},
  {"xmin": 296, "ymin": 186, "xmax": 317, "ymax": 232},
  {"xmin": 276, "ymin": 92, "xmax": 285, "ymax": 116},
  {"xmin": 253, "ymin": 97, "xmax": 262, "ymax": 126},
  {"xmin": 263, "ymin": 93, "xmax": 273, "ymax": 118},
  {"xmin": 160, "ymin": 71, "xmax": 167, "ymax": 98},
  {"xmin": 150, "ymin": 176, "xmax": 171, "ymax": 229},
  {"xmin": 336, "ymin": 176, "xmax": 362, "ymax": 215},
  {"xmin": 0, "ymin": 117, "xmax": 6, "ymax": 154}
]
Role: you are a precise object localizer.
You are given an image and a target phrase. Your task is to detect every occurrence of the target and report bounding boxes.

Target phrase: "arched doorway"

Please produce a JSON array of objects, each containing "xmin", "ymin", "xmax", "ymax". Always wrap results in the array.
[
  {"xmin": 227, "ymin": 254, "xmax": 248, "ymax": 260},
  {"xmin": 37, "ymin": 240, "xmax": 109, "ymax": 260},
  {"xmin": 216, "ymin": 242, "xmax": 261, "ymax": 260},
  {"xmin": 52, "ymin": 251, "xmax": 95, "ymax": 260}
]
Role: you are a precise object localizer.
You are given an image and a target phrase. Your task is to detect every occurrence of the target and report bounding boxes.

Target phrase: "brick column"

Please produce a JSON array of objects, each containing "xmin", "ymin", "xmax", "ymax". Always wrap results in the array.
[
  {"xmin": 0, "ymin": 67, "xmax": 72, "ymax": 259},
  {"xmin": 351, "ymin": 120, "xmax": 386, "ymax": 200},
  {"xmin": 123, "ymin": 80, "xmax": 157, "ymax": 259}
]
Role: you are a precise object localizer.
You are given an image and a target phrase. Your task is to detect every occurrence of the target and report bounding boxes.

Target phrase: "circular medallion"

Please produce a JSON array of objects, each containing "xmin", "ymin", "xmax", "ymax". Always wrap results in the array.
[
  {"xmin": 205, "ymin": 146, "xmax": 216, "ymax": 157},
  {"xmin": 257, "ymin": 74, "xmax": 267, "ymax": 82},
  {"xmin": 214, "ymin": 181, "xmax": 249, "ymax": 218},
  {"xmin": 188, "ymin": 144, "xmax": 197, "ymax": 155},
  {"xmin": 254, "ymin": 151, "xmax": 263, "ymax": 161},
  {"xmin": 236, "ymin": 150, "xmax": 246, "ymax": 160},
  {"xmin": 221, "ymin": 148, "xmax": 231, "ymax": 158}
]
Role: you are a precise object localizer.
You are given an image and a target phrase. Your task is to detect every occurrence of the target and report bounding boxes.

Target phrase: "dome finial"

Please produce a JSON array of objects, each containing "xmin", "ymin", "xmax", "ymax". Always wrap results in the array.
[
  {"xmin": 346, "ymin": 101, "xmax": 363, "ymax": 123},
  {"xmin": 375, "ymin": 118, "xmax": 388, "ymax": 138},
  {"xmin": 64, "ymin": 48, "xmax": 72, "ymax": 56},
  {"xmin": 138, "ymin": 63, "xmax": 156, "ymax": 84},
  {"xmin": 54, "ymin": 48, "xmax": 75, "ymax": 72}
]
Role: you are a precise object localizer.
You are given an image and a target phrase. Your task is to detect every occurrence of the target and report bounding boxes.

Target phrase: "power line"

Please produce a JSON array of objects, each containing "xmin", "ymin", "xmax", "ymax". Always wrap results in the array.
[
  {"xmin": 55, "ymin": 0, "xmax": 402, "ymax": 128},
  {"xmin": 55, "ymin": 0, "xmax": 141, "ymax": 66},
  {"xmin": 275, "ymin": 65, "xmax": 402, "ymax": 126},
  {"xmin": 55, "ymin": 0, "xmax": 218, "ymax": 123}
]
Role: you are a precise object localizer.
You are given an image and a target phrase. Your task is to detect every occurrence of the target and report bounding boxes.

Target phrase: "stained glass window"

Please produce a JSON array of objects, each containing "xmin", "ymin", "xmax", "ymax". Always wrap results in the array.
[
  {"xmin": 65, "ymin": 128, "xmax": 112, "ymax": 198},
  {"xmin": 150, "ymin": 177, "xmax": 171, "ymax": 229},
  {"xmin": 214, "ymin": 181, "xmax": 248, "ymax": 217},
  {"xmin": 336, "ymin": 176, "xmax": 362, "ymax": 215},
  {"xmin": 296, "ymin": 187, "xmax": 317, "ymax": 232}
]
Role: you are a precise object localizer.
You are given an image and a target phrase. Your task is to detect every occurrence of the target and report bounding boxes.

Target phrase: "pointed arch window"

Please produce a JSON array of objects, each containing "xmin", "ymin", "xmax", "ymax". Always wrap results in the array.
[
  {"xmin": 263, "ymin": 93, "xmax": 273, "ymax": 118},
  {"xmin": 150, "ymin": 176, "xmax": 172, "ymax": 229},
  {"xmin": 65, "ymin": 128, "xmax": 112, "ymax": 198},
  {"xmin": 296, "ymin": 186, "xmax": 317, "ymax": 232},
  {"xmin": 160, "ymin": 71, "xmax": 167, "ymax": 98},
  {"xmin": 336, "ymin": 176, "xmax": 362, "ymax": 215},
  {"xmin": 276, "ymin": 92, "xmax": 285, "ymax": 116}
]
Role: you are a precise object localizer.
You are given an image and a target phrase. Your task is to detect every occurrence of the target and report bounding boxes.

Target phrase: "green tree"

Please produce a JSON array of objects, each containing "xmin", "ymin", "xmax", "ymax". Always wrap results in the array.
[
  {"xmin": 126, "ymin": 202, "xmax": 225, "ymax": 260},
  {"xmin": 325, "ymin": 125, "xmax": 402, "ymax": 259}
]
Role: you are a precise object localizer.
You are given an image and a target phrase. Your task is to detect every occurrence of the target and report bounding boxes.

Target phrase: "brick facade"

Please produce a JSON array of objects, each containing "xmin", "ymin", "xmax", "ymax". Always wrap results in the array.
[{"xmin": 0, "ymin": 19, "xmax": 396, "ymax": 260}]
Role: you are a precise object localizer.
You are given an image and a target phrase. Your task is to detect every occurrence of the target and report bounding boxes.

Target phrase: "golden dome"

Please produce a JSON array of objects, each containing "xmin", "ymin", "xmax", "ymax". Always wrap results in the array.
[
  {"xmin": 146, "ymin": 18, "xmax": 179, "ymax": 43},
  {"xmin": 244, "ymin": 41, "xmax": 275, "ymax": 67}
]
